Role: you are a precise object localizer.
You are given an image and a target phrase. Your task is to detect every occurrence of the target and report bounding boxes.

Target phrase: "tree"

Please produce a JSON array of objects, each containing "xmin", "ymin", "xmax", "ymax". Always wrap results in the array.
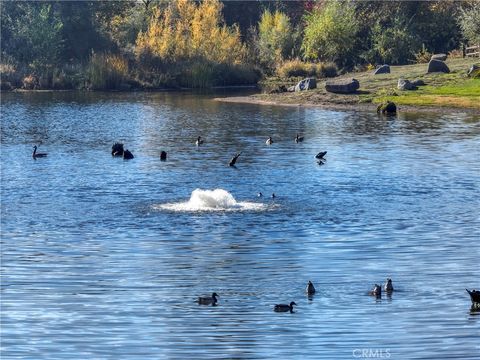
[
  {"xmin": 302, "ymin": 1, "xmax": 360, "ymax": 68},
  {"xmin": 257, "ymin": 9, "xmax": 296, "ymax": 71},
  {"xmin": 4, "ymin": 3, "xmax": 64, "ymax": 73},
  {"xmin": 136, "ymin": 0, "xmax": 246, "ymax": 64},
  {"xmin": 458, "ymin": 4, "xmax": 480, "ymax": 45}
]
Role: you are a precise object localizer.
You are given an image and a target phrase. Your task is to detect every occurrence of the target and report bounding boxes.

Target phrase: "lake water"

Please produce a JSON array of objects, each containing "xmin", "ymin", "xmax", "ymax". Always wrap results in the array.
[{"xmin": 1, "ymin": 91, "xmax": 479, "ymax": 359}]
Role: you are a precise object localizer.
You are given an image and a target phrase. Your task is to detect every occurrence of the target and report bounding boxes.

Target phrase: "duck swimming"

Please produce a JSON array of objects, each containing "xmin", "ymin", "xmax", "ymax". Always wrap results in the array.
[
  {"xmin": 229, "ymin": 152, "xmax": 241, "ymax": 167},
  {"xmin": 274, "ymin": 301, "xmax": 297, "ymax": 312},
  {"xmin": 160, "ymin": 151, "xmax": 167, "ymax": 161},
  {"xmin": 295, "ymin": 134, "xmax": 304, "ymax": 143},
  {"xmin": 123, "ymin": 149, "xmax": 134, "ymax": 160},
  {"xmin": 266, "ymin": 136, "xmax": 273, "ymax": 145},
  {"xmin": 198, "ymin": 292, "xmax": 219, "ymax": 306},
  {"xmin": 466, "ymin": 289, "xmax": 480, "ymax": 304},
  {"xmin": 32, "ymin": 146, "xmax": 47, "ymax": 159},
  {"xmin": 306, "ymin": 281, "xmax": 316, "ymax": 295},
  {"xmin": 384, "ymin": 278, "xmax": 394, "ymax": 292},
  {"xmin": 257, "ymin": 192, "xmax": 263, "ymax": 197},
  {"xmin": 196, "ymin": 136, "xmax": 204, "ymax": 146}
]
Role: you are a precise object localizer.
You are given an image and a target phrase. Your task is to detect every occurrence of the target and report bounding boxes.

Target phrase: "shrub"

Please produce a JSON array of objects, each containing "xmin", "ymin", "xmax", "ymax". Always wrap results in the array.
[
  {"xmin": 87, "ymin": 53, "xmax": 129, "ymax": 90},
  {"xmin": 277, "ymin": 59, "xmax": 316, "ymax": 78},
  {"xmin": 414, "ymin": 44, "xmax": 433, "ymax": 64},
  {"xmin": 276, "ymin": 60, "xmax": 337, "ymax": 78}
]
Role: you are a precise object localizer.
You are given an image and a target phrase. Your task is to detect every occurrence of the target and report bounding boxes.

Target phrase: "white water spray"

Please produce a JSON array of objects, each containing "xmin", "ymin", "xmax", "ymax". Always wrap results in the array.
[{"xmin": 155, "ymin": 188, "xmax": 268, "ymax": 212}]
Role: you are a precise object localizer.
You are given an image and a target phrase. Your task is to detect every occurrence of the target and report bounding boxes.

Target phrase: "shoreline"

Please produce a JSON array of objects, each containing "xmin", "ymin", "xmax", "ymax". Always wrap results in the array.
[{"xmin": 214, "ymin": 95, "xmax": 480, "ymax": 115}]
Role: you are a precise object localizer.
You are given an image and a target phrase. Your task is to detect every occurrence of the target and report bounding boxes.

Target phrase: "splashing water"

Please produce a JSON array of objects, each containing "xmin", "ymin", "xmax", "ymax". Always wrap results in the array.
[{"xmin": 155, "ymin": 189, "xmax": 268, "ymax": 212}]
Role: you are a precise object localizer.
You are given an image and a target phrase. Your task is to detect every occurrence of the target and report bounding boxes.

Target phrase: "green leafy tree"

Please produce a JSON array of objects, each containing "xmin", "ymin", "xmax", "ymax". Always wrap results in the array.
[
  {"xmin": 458, "ymin": 4, "xmax": 480, "ymax": 45},
  {"xmin": 302, "ymin": 1, "xmax": 360, "ymax": 68},
  {"xmin": 11, "ymin": 4, "xmax": 64, "ymax": 73},
  {"xmin": 371, "ymin": 18, "xmax": 418, "ymax": 65},
  {"xmin": 257, "ymin": 10, "xmax": 296, "ymax": 71}
]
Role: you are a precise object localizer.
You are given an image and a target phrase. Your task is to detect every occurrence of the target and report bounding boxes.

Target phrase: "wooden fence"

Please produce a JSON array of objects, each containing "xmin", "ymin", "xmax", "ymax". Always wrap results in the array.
[{"xmin": 466, "ymin": 45, "xmax": 480, "ymax": 57}]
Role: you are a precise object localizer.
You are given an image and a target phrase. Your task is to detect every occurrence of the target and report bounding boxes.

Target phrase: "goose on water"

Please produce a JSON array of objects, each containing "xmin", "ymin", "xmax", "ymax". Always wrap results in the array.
[
  {"xmin": 306, "ymin": 281, "xmax": 316, "ymax": 295},
  {"xmin": 274, "ymin": 301, "xmax": 297, "ymax": 312},
  {"xmin": 315, "ymin": 151, "xmax": 327, "ymax": 160},
  {"xmin": 466, "ymin": 289, "xmax": 480, "ymax": 304},
  {"xmin": 384, "ymin": 278, "xmax": 394, "ymax": 292},
  {"xmin": 198, "ymin": 292, "xmax": 219, "ymax": 306},
  {"xmin": 369, "ymin": 284, "xmax": 382, "ymax": 297},
  {"xmin": 32, "ymin": 146, "xmax": 47, "ymax": 158},
  {"xmin": 112, "ymin": 142, "xmax": 124, "ymax": 157},
  {"xmin": 295, "ymin": 134, "xmax": 304, "ymax": 143},
  {"xmin": 123, "ymin": 149, "xmax": 134, "ymax": 160},
  {"xmin": 229, "ymin": 153, "xmax": 241, "ymax": 167}
]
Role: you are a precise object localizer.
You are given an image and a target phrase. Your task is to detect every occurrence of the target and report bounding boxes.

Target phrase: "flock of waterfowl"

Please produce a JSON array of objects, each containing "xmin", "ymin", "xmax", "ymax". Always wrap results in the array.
[
  {"xmin": 198, "ymin": 280, "xmax": 480, "ymax": 313},
  {"xmin": 31, "ymin": 139, "xmax": 478, "ymax": 310}
]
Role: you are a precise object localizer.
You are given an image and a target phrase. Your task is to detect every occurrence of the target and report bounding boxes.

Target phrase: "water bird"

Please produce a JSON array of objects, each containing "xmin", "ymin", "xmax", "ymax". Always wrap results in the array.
[
  {"xmin": 198, "ymin": 292, "xmax": 219, "ymax": 306},
  {"xmin": 196, "ymin": 136, "xmax": 204, "ymax": 146},
  {"xmin": 384, "ymin": 278, "xmax": 394, "ymax": 292},
  {"xmin": 111, "ymin": 142, "xmax": 124, "ymax": 157},
  {"xmin": 32, "ymin": 145, "xmax": 47, "ymax": 158},
  {"xmin": 229, "ymin": 152, "xmax": 241, "ymax": 167},
  {"xmin": 274, "ymin": 301, "xmax": 297, "ymax": 313},
  {"xmin": 466, "ymin": 289, "xmax": 480, "ymax": 304},
  {"xmin": 266, "ymin": 136, "xmax": 273, "ymax": 145},
  {"xmin": 315, "ymin": 151, "xmax": 327, "ymax": 160},
  {"xmin": 295, "ymin": 133, "xmax": 304, "ymax": 143},
  {"xmin": 257, "ymin": 192, "xmax": 263, "ymax": 197},
  {"xmin": 123, "ymin": 149, "xmax": 134, "ymax": 160},
  {"xmin": 160, "ymin": 151, "xmax": 167, "ymax": 161},
  {"xmin": 306, "ymin": 281, "xmax": 316, "ymax": 295},
  {"xmin": 369, "ymin": 284, "xmax": 382, "ymax": 297},
  {"xmin": 271, "ymin": 193, "xmax": 276, "ymax": 199},
  {"xmin": 317, "ymin": 160, "xmax": 325, "ymax": 166}
]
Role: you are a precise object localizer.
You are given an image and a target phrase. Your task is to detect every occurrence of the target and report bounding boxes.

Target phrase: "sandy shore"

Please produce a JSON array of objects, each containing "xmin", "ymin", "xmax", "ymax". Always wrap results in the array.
[{"xmin": 214, "ymin": 95, "xmax": 480, "ymax": 115}]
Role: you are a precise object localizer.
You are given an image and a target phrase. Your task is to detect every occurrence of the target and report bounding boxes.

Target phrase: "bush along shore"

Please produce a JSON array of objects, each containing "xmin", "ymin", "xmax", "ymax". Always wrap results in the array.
[
  {"xmin": 1, "ymin": 0, "xmax": 479, "ymax": 100},
  {"xmin": 217, "ymin": 57, "xmax": 480, "ymax": 111}
]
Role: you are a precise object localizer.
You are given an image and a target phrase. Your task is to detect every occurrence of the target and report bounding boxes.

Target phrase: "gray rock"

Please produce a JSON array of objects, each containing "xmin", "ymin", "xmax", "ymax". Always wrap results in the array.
[
  {"xmin": 374, "ymin": 64, "xmax": 390, "ymax": 75},
  {"xmin": 294, "ymin": 77, "xmax": 317, "ymax": 92},
  {"xmin": 398, "ymin": 78, "xmax": 417, "ymax": 90},
  {"xmin": 431, "ymin": 54, "xmax": 447, "ymax": 61},
  {"xmin": 427, "ymin": 59, "xmax": 450, "ymax": 73},
  {"xmin": 377, "ymin": 101, "xmax": 397, "ymax": 115},
  {"xmin": 325, "ymin": 78, "xmax": 360, "ymax": 94},
  {"xmin": 411, "ymin": 79, "xmax": 426, "ymax": 86}
]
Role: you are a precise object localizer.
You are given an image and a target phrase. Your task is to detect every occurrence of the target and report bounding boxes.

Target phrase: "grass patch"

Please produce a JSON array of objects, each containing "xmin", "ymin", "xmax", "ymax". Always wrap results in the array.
[{"xmin": 373, "ymin": 79, "xmax": 480, "ymax": 108}]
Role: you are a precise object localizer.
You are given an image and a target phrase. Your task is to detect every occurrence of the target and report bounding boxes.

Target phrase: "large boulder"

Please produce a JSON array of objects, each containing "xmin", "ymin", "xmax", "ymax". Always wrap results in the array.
[
  {"xmin": 467, "ymin": 64, "xmax": 480, "ymax": 78},
  {"xmin": 294, "ymin": 77, "xmax": 317, "ymax": 92},
  {"xmin": 374, "ymin": 64, "xmax": 390, "ymax": 75},
  {"xmin": 376, "ymin": 101, "xmax": 397, "ymax": 115},
  {"xmin": 398, "ymin": 78, "xmax": 417, "ymax": 91},
  {"xmin": 325, "ymin": 78, "xmax": 360, "ymax": 94},
  {"xmin": 411, "ymin": 79, "xmax": 426, "ymax": 87},
  {"xmin": 431, "ymin": 54, "xmax": 447, "ymax": 61},
  {"xmin": 427, "ymin": 59, "xmax": 450, "ymax": 73}
]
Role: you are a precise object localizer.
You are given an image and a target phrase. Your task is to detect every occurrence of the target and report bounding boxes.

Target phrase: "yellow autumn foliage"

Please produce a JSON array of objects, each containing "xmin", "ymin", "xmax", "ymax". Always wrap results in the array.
[{"xmin": 136, "ymin": 0, "xmax": 246, "ymax": 64}]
